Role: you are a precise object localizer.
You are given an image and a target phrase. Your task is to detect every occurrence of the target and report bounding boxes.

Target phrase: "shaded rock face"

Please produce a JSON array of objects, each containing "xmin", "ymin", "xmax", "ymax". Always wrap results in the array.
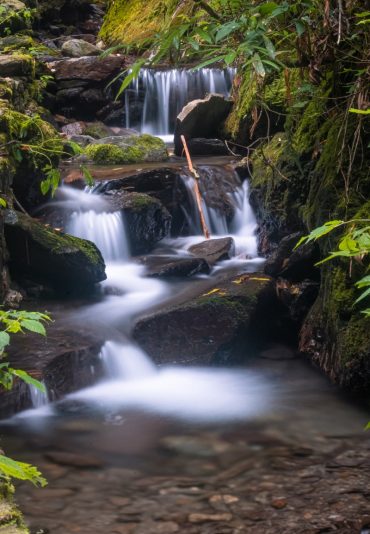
[
  {"xmin": 48, "ymin": 55, "xmax": 125, "ymax": 118},
  {"xmin": 189, "ymin": 238, "xmax": 235, "ymax": 265},
  {"xmin": 0, "ymin": 54, "xmax": 33, "ymax": 77},
  {"xmin": 187, "ymin": 138, "xmax": 229, "ymax": 156},
  {"xmin": 4, "ymin": 210, "xmax": 106, "ymax": 294},
  {"xmin": 104, "ymin": 190, "xmax": 171, "ymax": 254},
  {"xmin": 174, "ymin": 94, "xmax": 233, "ymax": 156},
  {"xmin": 95, "ymin": 169, "xmax": 191, "ymax": 236},
  {"xmin": 133, "ymin": 274, "xmax": 276, "ymax": 365}
]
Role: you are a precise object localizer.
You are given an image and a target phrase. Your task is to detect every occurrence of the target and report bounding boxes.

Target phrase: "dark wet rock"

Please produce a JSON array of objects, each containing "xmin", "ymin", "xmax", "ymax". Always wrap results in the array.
[
  {"xmin": 264, "ymin": 232, "xmax": 320, "ymax": 282},
  {"xmin": 4, "ymin": 210, "xmax": 106, "ymax": 293},
  {"xmin": 49, "ymin": 55, "xmax": 125, "ymax": 82},
  {"xmin": 189, "ymin": 238, "xmax": 235, "ymax": 265},
  {"xmin": 133, "ymin": 274, "xmax": 275, "ymax": 364},
  {"xmin": 174, "ymin": 94, "xmax": 232, "ymax": 156},
  {"xmin": 61, "ymin": 39, "xmax": 100, "ymax": 57},
  {"xmin": 277, "ymin": 279, "xmax": 319, "ymax": 324},
  {"xmin": 0, "ymin": 54, "xmax": 33, "ymax": 77},
  {"xmin": 95, "ymin": 168, "xmax": 190, "ymax": 236},
  {"xmin": 104, "ymin": 191, "xmax": 171, "ymax": 254},
  {"xmin": 143, "ymin": 256, "xmax": 210, "ymax": 278},
  {"xmin": 187, "ymin": 138, "xmax": 229, "ymax": 156}
]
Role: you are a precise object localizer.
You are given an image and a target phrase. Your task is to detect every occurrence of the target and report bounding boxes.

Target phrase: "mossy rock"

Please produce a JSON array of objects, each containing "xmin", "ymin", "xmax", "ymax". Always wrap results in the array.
[
  {"xmin": 82, "ymin": 122, "xmax": 112, "ymax": 139},
  {"xmin": 4, "ymin": 210, "xmax": 106, "ymax": 294},
  {"xmin": 85, "ymin": 134, "xmax": 168, "ymax": 164},
  {"xmin": 0, "ymin": 0, "xmax": 34, "ymax": 37},
  {"xmin": 0, "ymin": 480, "xmax": 29, "ymax": 533},
  {"xmin": 133, "ymin": 274, "xmax": 276, "ymax": 364}
]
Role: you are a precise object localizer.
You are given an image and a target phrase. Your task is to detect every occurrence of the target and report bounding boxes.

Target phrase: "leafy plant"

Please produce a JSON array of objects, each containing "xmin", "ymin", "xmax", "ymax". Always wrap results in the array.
[
  {"xmin": 0, "ymin": 309, "xmax": 50, "ymax": 486},
  {"xmin": 296, "ymin": 219, "xmax": 370, "ymax": 316}
]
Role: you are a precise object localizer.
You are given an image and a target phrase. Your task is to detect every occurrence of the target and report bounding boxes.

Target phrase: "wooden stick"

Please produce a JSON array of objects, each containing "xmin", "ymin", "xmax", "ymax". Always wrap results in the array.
[{"xmin": 180, "ymin": 135, "xmax": 210, "ymax": 240}]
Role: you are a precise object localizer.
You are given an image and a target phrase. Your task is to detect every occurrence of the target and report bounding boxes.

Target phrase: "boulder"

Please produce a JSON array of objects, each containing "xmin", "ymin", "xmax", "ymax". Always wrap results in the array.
[
  {"xmin": 143, "ymin": 256, "xmax": 210, "ymax": 278},
  {"xmin": 94, "ymin": 168, "xmax": 189, "ymax": 235},
  {"xmin": 264, "ymin": 232, "xmax": 320, "ymax": 281},
  {"xmin": 0, "ymin": 54, "xmax": 33, "ymax": 77},
  {"xmin": 4, "ymin": 210, "xmax": 106, "ymax": 293},
  {"xmin": 49, "ymin": 55, "xmax": 125, "ymax": 82},
  {"xmin": 187, "ymin": 138, "xmax": 229, "ymax": 156},
  {"xmin": 174, "ymin": 94, "xmax": 233, "ymax": 156},
  {"xmin": 104, "ymin": 191, "xmax": 171, "ymax": 254},
  {"xmin": 133, "ymin": 274, "xmax": 275, "ymax": 364},
  {"xmin": 189, "ymin": 237, "xmax": 235, "ymax": 264},
  {"xmin": 61, "ymin": 39, "xmax": 100, "ymax": 58},
  {"xmin": 84, "ymin": 134, "xmax": 168, "ymax": 164},
  {"xmin": 70, "ymin": 134, "xmax": 95, "ymax": 147}
]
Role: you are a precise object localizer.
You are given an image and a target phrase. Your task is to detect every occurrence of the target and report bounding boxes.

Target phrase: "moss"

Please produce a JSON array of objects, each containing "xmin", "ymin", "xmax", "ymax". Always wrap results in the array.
[
  {"xmin": 0, "ymin": 481, "xmax": 29, "ymax": 533},
  {"xmin": 99, "ymin": 0, "xmax": 191, "ymax": 46},
  {"xmin": 85, "ymin": 134, "xmax": 168, "ymax": 164},
  {"xmin": 85, "ymin": 143, "xmax": 143, "ymax": 164},
  {"xmin": 125, "ymin": 192, "xmax": 157, "ymax": 210}
]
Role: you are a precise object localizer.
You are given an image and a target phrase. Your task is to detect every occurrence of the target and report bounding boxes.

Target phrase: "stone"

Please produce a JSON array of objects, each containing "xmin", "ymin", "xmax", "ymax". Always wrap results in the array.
[
  {"xmin": 69, "ymin": 134, "xmax": 95, "ymax": 147},
  {"xmin": 189, "ymin": 237, "xmax": 235, "ymax": 265},
  {"xmin": 45, "ymin": 451, "xmax": 102, "ymax": 468},
  {"xmin": 0, "ymin": 54, "xmax": 33, "ymax": 77},
  {"xmin": 187, "ymin": 138, "xmax": 229, "ymax": 156},
  {"xmin": 0, "ymin": 0, "xmax": 29, "ymax": 35},
  {"xmin": 174, "ymin": 94, "xmax": 233, "ymax": 156},
  {"xmin": 61, "ymin": 39, "xmax": 100, "ymax": 58},
  {"xmin": 188, "ymin": 513, "xmax": 233, "ymax": 523},
  {"xmin": 103, "ymin": 191, "xmax": 171, "ymax": 254},
  {"xmin": 49, "ymin": 55, "xmax": 125, "ymax": 82},
  {"xmin": 264, "ymin": 232, "xmax": 320, "ymax": 281},
  {"xmin": 61, "ymin": 121, "xmax": 85, "ymax": 137},
  {"xmin": 133, "ymin": 274, "xmax": 275, "ymax": 364},
  {"xmin": 144, "ymin": 256, "xmax": 210, "ymax": 278},
  {"xmin": 4, "ymin": 210, "xmax": 106, "ymax": 293}
]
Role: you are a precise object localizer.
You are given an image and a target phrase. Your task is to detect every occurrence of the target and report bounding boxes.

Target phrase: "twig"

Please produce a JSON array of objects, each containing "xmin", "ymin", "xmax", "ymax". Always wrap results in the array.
[{"xmin": 181, "ymin": 135, "xmax": 210, "ymax": 239}]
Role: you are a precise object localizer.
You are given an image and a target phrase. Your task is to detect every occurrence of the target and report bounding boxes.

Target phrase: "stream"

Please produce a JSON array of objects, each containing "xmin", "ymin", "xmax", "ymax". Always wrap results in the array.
[{"xmin": 1, "ymin": 69, "xmax": 370, "ymax": 534}]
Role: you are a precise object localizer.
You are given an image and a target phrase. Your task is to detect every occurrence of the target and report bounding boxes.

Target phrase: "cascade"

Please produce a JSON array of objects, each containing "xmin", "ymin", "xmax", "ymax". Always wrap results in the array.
[
  {"xmin": 179, "ymin": 167, "xmax": 258, "ymax": 258},
  {"xmin": 28, "ymin": 382, "xmax": 49, "ymax": 409},
  {"xmin": 124, "ymin": 67, "xmax": 236, "ymax": 139}
]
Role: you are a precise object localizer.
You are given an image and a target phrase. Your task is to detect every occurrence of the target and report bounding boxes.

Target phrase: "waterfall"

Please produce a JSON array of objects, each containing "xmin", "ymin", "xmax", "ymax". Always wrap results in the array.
[
  {"xmin": 68, "ymin": 210, "xmax": 129, "ymax": 262},
  {"xmin": 100, "ymin": 341, "xmax": 155, "ymax": 380},
  {"xmin": 180, "ymin": 168, "xmax": 258, "ymax": 258},
  {"xmin": 124, "ymin": 67, "xmax": 236, "ymax": 138},
  {"xmin": 29, "ymin": 382, "xmax": 49, "ymax": 409}
]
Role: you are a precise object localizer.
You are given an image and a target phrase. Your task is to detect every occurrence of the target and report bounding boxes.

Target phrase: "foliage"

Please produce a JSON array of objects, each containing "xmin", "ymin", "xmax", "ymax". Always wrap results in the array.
[
  {"xmin": 0, "ymin": 455, "xmax": 47, "ymax": 487},
  {"xmin": 0, "ymin": 310, "xmax": 51, "ymax": 391},
  {"xmin": 296, "ymin": 219, "xmax": 370, "ymax": 316},
  {"xmin": 0, "ymin": 310, "xmax": 50, "ymax": 487}
]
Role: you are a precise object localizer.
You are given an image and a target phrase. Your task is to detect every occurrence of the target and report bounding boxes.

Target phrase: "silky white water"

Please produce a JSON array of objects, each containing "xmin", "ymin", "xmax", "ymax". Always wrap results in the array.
[{"xmin": 124, "ymin": 67, "xmax": 236, "ymax": 138}]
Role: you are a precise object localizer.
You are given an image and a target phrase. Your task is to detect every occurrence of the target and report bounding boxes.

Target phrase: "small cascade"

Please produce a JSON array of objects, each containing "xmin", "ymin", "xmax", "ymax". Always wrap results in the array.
[
  {"xmin": 124, "ymin": 67, "xmax": 236, "ymax": 138},
  {"xmin": 29, "ymin": 382, "xmax": 49, "ymax": 409},
  {"xmin": 68, "ymin": 210, "xmax": 129, "ymax": 262},
  {"xmin": 100, "ymin": 341, "xmax": 155, "ymax": 380},
  {"xmin": 180, "ymin": 167, "xmax": 258, "ymax": 258}
]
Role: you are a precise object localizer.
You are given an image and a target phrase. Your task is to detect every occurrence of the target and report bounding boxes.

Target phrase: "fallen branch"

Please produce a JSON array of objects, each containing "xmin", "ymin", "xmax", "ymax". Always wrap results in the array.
[{"xmin": 180, "ymin": 135, "xmax": 210, "ymax": 240}]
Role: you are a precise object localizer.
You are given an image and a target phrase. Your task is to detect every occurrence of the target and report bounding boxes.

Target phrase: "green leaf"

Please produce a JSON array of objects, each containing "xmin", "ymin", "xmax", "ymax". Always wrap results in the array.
[
  {"xmin": 349, "ymin": 108, "xmax": 370, "ymax": 115},
  {"xmin": 0, "ymin": 197, "xmax": 6, "ymax": 208},
  {"xmin": 252, "ymin": 53, "xmax": 265, "ymax": 77},
  {"xmin": 295, "ymin": 21, "xmax": 305, "ymax": 36},
  {"xmin": 115, "ymin": 60, "xmax": 146, "ymax": 99},
  {"xmin": 0, "ymin": 455, "xmax": 47, "ymax": 487},
  {"xmin": 195, "ymin": 27, "xmax": 213, "ymax": 44},
  {"xmin": 356, "ymin": 275, "xmax": 370, "ymax": 289},
  {"xmin": 10, "ymin": 369, "xmax": 46, "ymax": 393},
  {"xmin": 0, "ymin": 331, "xmax": 10, "ymax": 350},
  {"xmin": 81, "ymin": 165, "xmax": 95, "ymax": 187},
  {"xmin": 355, "ymin": 287, "xmax": 370, "ymax": 304},
  {"xmin": 258, "ymin": 2, "xmax": 279, "ymax": 16},
  {"xmin": 215, "ymin": 21, "xmax": 240, "ymax": 43},
  {"xmin": 20, "ymin": 319, "xmax": 46, "ymax": 336}
]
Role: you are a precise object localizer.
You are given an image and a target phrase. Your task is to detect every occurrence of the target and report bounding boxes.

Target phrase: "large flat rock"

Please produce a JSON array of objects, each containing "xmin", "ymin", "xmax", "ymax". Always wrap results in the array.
[{"xmin": 133, "ymin": 274, "xmax": 275, "ymax": 365}]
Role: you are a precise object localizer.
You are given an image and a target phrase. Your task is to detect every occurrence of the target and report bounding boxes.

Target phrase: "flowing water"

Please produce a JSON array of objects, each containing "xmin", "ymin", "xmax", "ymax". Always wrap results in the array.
[
  {"xmin": 124, "ymin": 67, "xmax": 236, "ymax": 140},
  {"xmin": 1, "ymin": 78, "xmax": 369, "ymax": 533}
]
